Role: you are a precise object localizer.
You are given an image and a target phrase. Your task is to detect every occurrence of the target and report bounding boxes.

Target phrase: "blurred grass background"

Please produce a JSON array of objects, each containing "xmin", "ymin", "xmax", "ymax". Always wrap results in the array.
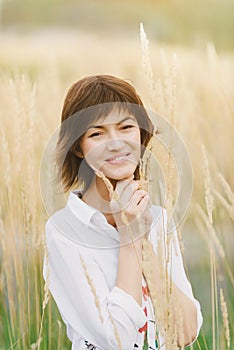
[
  {"xmin": 1, "ymin": 0, "xmax": 234, "ymax": 50},
  {"xmin": 0, "ymin": 0, "xmax": 234, "ymax": 349}
]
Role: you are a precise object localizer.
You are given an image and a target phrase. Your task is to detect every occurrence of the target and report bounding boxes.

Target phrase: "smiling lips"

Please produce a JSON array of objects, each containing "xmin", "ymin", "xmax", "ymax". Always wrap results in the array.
[{"xmin": 105, "ymin": 152, "xmax": 131, "ymax": 164}]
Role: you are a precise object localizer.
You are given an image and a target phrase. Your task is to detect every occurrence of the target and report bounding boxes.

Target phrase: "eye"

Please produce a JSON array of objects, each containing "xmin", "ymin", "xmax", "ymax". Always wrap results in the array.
[
  {"xmin": 121, "ymin": 125, "xmax": 134, "ymax": 130},
  {"xmin": 89, "ymin": 131, "xmax": 101, "ymax": 137}
]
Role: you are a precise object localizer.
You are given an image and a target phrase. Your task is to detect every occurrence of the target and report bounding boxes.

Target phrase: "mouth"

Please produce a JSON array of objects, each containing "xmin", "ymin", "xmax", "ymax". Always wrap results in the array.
[{"xmin": 105, "ymin": 152, "xmax": 131, "ymax": 164}]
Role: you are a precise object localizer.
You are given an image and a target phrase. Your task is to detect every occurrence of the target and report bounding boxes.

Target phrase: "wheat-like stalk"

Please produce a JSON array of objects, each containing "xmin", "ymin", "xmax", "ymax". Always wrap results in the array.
[
  {"xmin": 107, "ymin": 310, "xmax": 123, "ymax": 350},
  {"xmin": 213, "ymin": 172, "xmax": 234, "ymax": 222},
  {"xmin": 219, "ymin": 288, "xmax": 231, "ymax": 349},
  {"xmin": 142, "ymin": 225, "xmax": 185, "ymax": 349},
  {"xmin": 196, "ymin": 204, "xmax": 225, "ymax": 259},
  {"xmin": 56, "ymin": 320, "xmax": 62, "ymax": 350},
  {"xmin": 195, "ymin": 214, "xmax": 234, "ymax": 290},
  {"xmin": 139, "ymin": 129, "xmax": 155, "ymax": 194},
  {"xmin": 213, "ymin": 189, "xmax": 234, "ymax": 222},
  {"xmin": 201, "ymin": 145, "xmax": 215, "ymax": 225},
  {"xmin": 217, "ymin": 173, "xmax": 234, "ymax": 205},
  {"xmin": 80, "ymin": 253, "xmax": 123, "ymax": 350},
  {"xmin": 35, "ymin": 235, "xmax": 50, "ymax": 350},
  {"xmin": 30, "ymin": 337, "xmax": 43, "ymax": 350},
  {"xmin": 201, "ymin": 145, "xmax": 219, "ymax": 350},
  {"xmin": 140, "ymin": 22, "xmax": 155, "ymax": 103},
  {"xmin": 94, "ymin": 169, "xmax": 117, "ymax": 201},
  {"xmin": 80, "ymin": 253, "xmax": 104, "ymax": 324},
  {"xmin": 142, "ymin": 239, "xmax": 165, "ymax": 329},
  {"xmin": 139, "ymin": 26, "xmax": 185, "ymax": 347}
]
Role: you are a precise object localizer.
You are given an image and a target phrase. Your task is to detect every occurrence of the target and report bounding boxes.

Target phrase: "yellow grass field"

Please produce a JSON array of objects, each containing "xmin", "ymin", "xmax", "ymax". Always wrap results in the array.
[{"xmin": 0, "ymin": 29, "xmax": 233, "ymax": 349}]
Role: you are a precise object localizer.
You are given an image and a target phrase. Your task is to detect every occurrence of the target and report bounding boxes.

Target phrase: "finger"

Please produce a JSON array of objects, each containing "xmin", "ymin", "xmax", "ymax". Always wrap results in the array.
[
  {"xmin": 124, "ymin": 191, "xmax": 149, "ymax": 222},
  {"xmin": 116, "ymin": 194, "xmax": 151, "ymax": 236},
  {"xmin": 119, "ymin": 181, "xmax": 140, "ymax": 208},
  {"xmin": 137, "ymin": 194, "xmax": 151, "ymax": 216},
  {"xmin": 112, "ymin": 180, "xmax": 140, "ymax": 212},
  {"xmin": 136, "ymin": 198, "xmax": 152, "ymax": 235},
  {"xmin": 110, "ymin": 178, "xmax": 133, "ymax": 209},
  {"xmin": 128, "ymin": 190, "xmax": 149, "ymax": 208},
  {"xmin": 114, "ymin": 176, "xmax": 134, "ymax": 197},
  {"xmin": 110, "ymin": 179, "xmax": 136, "ymax": 212}
]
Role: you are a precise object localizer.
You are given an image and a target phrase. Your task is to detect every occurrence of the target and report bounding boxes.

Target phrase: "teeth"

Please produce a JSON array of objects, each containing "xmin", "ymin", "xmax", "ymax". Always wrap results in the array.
[
  {"xmin": 109, "ymin": 155, "xmax": 128, "ymax": 161},
  {"xmin": 112, "ymin": 156, "xmax": 124, "ymax": 161}
]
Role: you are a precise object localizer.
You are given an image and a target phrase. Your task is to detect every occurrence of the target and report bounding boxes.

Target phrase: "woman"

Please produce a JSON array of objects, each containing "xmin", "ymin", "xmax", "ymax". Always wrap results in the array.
[{"xmin": 43, "ymin": 75, "xmax": 202, "ymax": 349}]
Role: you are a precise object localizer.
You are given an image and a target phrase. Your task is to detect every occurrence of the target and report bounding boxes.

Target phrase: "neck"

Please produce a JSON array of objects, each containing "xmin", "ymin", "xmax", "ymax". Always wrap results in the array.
[{"xmin": 82, "ymin": 176, "xmax": 113, "ymax": 213}]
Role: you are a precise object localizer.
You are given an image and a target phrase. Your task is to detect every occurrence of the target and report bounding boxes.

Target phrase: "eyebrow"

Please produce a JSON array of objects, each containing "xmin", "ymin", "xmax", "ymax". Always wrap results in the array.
[{"xmin": 86, "ymin": 116, "xmax": 137, "ymax": 130}]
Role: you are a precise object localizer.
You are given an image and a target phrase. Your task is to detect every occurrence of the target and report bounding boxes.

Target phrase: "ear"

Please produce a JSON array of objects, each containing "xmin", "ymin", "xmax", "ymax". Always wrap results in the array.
[{"xmin": 73, "ymin": 149, "xmax": 84, "ymax": 158}]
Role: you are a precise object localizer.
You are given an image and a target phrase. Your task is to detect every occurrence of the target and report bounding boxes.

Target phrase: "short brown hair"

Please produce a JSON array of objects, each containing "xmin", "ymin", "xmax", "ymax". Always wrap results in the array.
[{"xmin": 56, "ymin": 75, "xmax": 153, "ymax": 192}]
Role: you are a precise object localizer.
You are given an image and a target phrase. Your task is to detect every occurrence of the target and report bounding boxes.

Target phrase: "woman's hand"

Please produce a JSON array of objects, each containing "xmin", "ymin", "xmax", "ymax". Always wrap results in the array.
[{"xmin": 110, "ymin": 177, "xmax": 152, "ymax": 245}]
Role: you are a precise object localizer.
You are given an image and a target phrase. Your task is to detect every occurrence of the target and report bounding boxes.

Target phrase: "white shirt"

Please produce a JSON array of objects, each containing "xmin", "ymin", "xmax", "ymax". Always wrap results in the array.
[{"xmin": 43, "ymin": 190, "xmax": 203, "ymax": 350}]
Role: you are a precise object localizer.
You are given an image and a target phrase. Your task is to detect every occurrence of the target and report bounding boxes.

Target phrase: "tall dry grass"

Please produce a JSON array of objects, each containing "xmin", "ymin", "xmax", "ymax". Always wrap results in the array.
[{"xmin": 0, "ymin": 28, "xmax": 233, "ymax": 349}]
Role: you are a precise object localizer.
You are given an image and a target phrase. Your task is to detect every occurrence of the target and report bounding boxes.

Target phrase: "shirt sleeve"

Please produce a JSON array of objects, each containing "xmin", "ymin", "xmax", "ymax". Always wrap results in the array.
[
  {"xmin": 150, "ymin": 208, "xmax": 203, "ymax": 343},
  {"xmin": 43, "ymin": 219, "xmax": 146, "ymax": 350}
]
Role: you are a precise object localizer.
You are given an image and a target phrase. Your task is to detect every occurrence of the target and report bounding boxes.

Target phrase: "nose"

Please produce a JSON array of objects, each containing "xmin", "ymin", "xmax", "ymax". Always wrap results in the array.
[
  {"xmin": 106, "ymin": 131, "xmax": 125, "ymax": 151},
  {"xmin": 106, "ymin": 139, "xmax": 125, "ymax": 151}
]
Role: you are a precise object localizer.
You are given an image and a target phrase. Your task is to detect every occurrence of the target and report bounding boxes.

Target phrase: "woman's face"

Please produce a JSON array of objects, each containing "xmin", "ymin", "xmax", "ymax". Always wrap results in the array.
[{"xmin": 78, "ymin": 109, "xmax": 141, "ymax": 182}]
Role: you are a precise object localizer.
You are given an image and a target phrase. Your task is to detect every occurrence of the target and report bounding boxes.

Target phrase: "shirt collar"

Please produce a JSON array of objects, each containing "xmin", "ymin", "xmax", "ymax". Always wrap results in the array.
[
  {"xmin": 66, "ymin": 190, "xmax": 99, "ymax": 225},
  {"xmin": 66, "ymin": 190, "xmax": 120, "ymax": 247}
]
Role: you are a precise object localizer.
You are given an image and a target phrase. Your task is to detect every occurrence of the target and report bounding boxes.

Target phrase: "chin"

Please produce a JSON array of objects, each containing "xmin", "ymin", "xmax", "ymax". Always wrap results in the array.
[{"xmin": 100, "ymin": 164, "xmax": 137, "ymax": 182}]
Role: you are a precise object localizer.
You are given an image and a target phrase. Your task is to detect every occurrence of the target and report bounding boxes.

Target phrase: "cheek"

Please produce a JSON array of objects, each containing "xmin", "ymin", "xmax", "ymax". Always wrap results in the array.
[
  {"xmin": 133, "ymin": 130, "xmax": 141, "ymax": 149},
  {"xmin": 79, "ymin": 138, "xmax": 93, "ymax": 155},
  {"xmin": 81, "ymin": 140, "xmax": 104, "ymax": 161},
  {"xmin": 134, "ymin": 128, "xmax": 141, "ymax": 142}
]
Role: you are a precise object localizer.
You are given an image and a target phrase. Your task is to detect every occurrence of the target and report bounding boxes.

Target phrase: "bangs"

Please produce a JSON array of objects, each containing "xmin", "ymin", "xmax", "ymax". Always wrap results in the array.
[
  {"xmin": 79, "ymin": 102, "xmax": 139, "ymax": 129},
  {"xmin": 61, "ymin": 103, "xmax": 142, "ymax": 140}
]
